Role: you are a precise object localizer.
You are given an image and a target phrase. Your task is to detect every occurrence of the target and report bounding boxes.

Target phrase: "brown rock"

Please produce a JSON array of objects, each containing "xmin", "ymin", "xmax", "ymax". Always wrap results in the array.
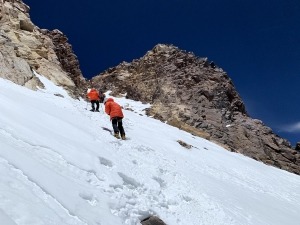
[
  {"xmin": 91, "ymin": 44, "xmax": 300, "ymax": 175},
  {"xmin": 177, "ymin": 140, "xmax": 193, "ymax": 149},
  {"xmin": 0, "ymin": 0, "xmax": 87, "ymax": 97},
  {"xmin": 41, "ymin": 29, "xmax": 85, "ymax": 88},
  {"xmin": 41, "ymin": 29, "xmax": 87, "ymax": 97}
]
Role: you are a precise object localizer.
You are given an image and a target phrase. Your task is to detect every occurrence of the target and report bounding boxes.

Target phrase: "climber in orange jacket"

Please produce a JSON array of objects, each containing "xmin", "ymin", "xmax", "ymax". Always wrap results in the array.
[
  {"xmin": 87, "ymin": 88, "xmax": 100, "ymax": 112},
  {"xmin": 104, "ymin": 97, "xmax": 126, "ymax": 140}
]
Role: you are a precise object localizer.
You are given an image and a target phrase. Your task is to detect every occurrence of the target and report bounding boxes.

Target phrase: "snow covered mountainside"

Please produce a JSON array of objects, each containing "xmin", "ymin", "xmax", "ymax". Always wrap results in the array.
[{"xmin": 1, "ymin": 74, "xmax": 300, "ymax": 225}]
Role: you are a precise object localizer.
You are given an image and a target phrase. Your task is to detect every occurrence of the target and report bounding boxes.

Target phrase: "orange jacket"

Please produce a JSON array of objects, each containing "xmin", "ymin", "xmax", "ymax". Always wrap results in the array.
[
  {"xmin": 87, "ymin": 89, "xmax": 100, "ymax": 101},
  {"xmin": 105, "ymin": 98, "xmax": 124, "ymax": 120}
]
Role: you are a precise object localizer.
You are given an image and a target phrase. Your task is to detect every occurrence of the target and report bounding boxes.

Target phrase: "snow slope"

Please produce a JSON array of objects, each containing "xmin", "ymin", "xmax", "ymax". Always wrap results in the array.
[{"xmin": 0, "ymin": 74, "xmax": 300, "ymax": 225}]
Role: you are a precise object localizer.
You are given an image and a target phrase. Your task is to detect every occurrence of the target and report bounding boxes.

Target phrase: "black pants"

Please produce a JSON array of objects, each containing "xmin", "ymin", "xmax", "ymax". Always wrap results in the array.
[
  {"xmin": 112, "ymin": 117, "xmax": 125, "ymax": 135},
  {"xmin": 91, "ymin": 100, "xmax": 99, "ymax": 110}
]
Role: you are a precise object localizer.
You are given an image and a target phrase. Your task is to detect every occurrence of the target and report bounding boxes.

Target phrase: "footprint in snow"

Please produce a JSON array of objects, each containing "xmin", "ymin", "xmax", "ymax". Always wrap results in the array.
[
  {"xmin": 134, "ymin": 145, "xmax": 154, "ymax": 153},
  {"xmin": 98, "ymin": 156, "xmax": 113, "ymax": 168},
  {"xmin": 181, "ymin": 195, "xmax": 193, "ymax": 202},
  {"xmin": 79, "ymin": 192, "xmax": 98, "ymax": 206},
  {"xmin": 158, "ymin": 168, "xmax": 169, "ymax": 175},
  {"xmin": 152, "ymin": 176, "xmax": 167, "ymax": 188},
  {"xmin": 118, "ymin": 172, "xmax": 141, "ymax": 189}
]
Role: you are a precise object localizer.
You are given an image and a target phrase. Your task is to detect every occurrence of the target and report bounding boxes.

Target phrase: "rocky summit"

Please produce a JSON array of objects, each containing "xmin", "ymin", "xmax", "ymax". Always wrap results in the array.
[{"xmin": 92, "ymin": 44, "xmax": 300, "ymax": 175}]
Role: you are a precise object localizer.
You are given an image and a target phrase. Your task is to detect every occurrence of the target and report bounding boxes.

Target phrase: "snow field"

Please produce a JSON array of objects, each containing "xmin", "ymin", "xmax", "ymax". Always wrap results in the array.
[{"xmin": 0, "ymin": 75, "xmax": 300, "ymax": 225}]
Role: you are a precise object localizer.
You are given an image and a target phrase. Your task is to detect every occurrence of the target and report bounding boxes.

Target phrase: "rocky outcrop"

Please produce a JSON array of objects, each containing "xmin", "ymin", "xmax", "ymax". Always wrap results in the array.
[
  {"xmin": 92, "ymin": 44, "xmax": 300, "ymax": 175},
  {"xmin": 0, "ymin": 0, "xmax": 40, "ymax": 89},
  {"xmin": 41, "ymin": 29, "xmax": 86, "ymax": 93},
  {"xmin": 0, "ymin": 0, "xmax": 86, "ymax": 96},
  {"xmin": 141, "ymin": 216, "xmax": 167, "ymax": 225}
]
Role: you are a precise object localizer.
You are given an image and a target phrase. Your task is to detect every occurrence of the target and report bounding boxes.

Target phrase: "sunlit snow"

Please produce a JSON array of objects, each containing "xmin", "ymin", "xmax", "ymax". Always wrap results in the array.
[{"xmin": 0, "ymin": 74, "xmax": 300, "ymax": 225}]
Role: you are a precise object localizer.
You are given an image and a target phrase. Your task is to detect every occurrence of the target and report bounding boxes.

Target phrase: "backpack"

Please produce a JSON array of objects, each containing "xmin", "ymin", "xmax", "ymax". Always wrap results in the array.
[{"xmin": 99, "ymin": 92, "xmax": 106, "ymax": 103}]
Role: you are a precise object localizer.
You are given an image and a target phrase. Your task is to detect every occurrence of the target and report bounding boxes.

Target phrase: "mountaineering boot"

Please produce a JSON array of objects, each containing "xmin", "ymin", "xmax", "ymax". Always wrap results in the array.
[
  {"xmin": 121, "ymin": 134, "xmax": 126, "ymax": 140},
  {"xmin": 114, "ymin": 132, "xmax": 120, "ymax": 139},
  {"xmin": 90, "ymin": 109, "xmax": 95, "ymax": 112}
]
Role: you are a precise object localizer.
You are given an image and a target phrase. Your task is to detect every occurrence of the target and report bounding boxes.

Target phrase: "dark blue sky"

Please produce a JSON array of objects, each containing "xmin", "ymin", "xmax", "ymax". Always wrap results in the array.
[{"xmin": 23, "ymin": 0, "xmax": 300, "ymax": 146}]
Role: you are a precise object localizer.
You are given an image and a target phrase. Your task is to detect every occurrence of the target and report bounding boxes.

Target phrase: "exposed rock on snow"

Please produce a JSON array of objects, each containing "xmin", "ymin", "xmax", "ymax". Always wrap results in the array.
[
  {"xmin": 141, "ymin": 216, "xmax": 167, "ymax": 225},
  {"xmin": 177, "ymin": 140, "xmax": 193, "ymax": 149}
]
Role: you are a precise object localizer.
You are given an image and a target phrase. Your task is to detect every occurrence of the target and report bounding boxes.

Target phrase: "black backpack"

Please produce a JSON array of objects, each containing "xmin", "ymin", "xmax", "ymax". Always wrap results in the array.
[{"xmin": 99, "ymin": 92, "xmax": 106, "ymax": 103}]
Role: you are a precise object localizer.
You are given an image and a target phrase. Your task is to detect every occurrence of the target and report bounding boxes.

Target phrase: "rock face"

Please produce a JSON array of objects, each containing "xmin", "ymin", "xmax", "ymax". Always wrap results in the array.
[
  {"xmin": 92, "ymin": 44, "xmax": 300, "ymax": 175},
  {"xmin": 41, "ymin": 29, "xmax": 86, "ymax": 92},
  {"xmin": 0, "ymin": 0, "xmax": 86, "ymax": 96}
]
